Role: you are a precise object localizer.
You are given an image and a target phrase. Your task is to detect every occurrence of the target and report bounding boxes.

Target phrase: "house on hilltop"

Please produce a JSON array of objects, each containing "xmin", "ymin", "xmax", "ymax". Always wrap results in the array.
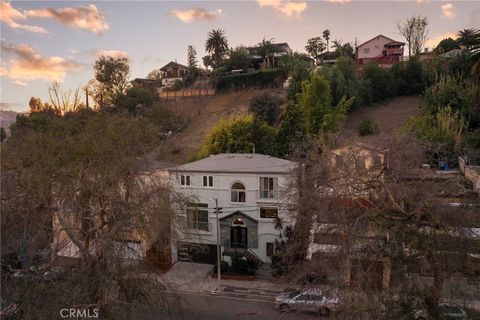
[
  {"xmin": 247, "ymin": 42, "xmax": 293, "ymax": 69},
  {"xmin": 159, "ymin": 61, "xmax": 189, "ymax": 87},
  {"xmin": 169, "ymin": 153, "xmax": 297, "ymax": 264},
  {"xmin": 356, "ymin": 34, "xmax": 405, "ymax": 65}
]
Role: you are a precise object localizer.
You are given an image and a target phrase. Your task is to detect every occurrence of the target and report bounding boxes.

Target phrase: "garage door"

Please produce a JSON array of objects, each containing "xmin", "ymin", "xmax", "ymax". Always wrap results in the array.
[{"xmin": 178, "ymin": 242, "xmax": 217, "ymax": 264}]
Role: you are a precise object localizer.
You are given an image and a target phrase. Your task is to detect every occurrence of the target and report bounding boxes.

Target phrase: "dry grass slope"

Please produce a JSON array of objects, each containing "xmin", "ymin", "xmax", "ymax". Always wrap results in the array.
[
  {"xmin": 158, "ymin": 89, "xmax": 284, "ymax": 164},
  {"xmin": 338, "ymin": 96, "xmax": 422, "ymax": 147}
]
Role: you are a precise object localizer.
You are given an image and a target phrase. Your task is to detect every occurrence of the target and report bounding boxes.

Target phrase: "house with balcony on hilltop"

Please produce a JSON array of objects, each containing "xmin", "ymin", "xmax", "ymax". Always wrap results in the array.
[
  {"xmin": 159, "ymin": 61, "xmax": 190, "ymax": 88},
  {"xmin": 169, "ymin": 153, "xmax": 297, "ymax": 265},
  {"xmin": 356, "ymin": 34, "xmax": 405, "ymax": 65}
]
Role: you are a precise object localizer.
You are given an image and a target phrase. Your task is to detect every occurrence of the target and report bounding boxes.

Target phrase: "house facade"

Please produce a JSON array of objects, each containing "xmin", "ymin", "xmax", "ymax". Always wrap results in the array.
[
  {"xmin": 356, "ymin": 34, "xmax": 405, "ymax": 65},
  {"xmin": 159, "ymin": 61, "xmax": 189, "ymax": 87},
  {"xmin": 170, "ymin": 153, "xmax": 296, "ymax": 264}
]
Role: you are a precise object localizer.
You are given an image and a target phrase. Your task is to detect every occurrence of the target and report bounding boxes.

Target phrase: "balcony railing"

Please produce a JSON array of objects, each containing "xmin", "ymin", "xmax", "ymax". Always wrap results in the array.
[
  {"xmin": 187, "ymin": 220, "xmax": 210, "ymax": 232},
  {"xmin": 257, "ymin": 189, "xmax": 278, "ymax": 199}
]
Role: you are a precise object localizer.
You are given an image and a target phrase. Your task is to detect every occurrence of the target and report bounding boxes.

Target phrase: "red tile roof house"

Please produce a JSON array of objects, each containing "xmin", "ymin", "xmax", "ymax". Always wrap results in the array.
[{"xmin": 356, "ymin": 34, "xmax": 405, "ymax": 65}]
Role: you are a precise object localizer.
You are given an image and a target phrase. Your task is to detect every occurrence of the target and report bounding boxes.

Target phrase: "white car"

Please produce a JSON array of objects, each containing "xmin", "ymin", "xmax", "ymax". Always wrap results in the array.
[{"xmin": 275, "ymin": 289, "xmax": 340, "ymax": 316}]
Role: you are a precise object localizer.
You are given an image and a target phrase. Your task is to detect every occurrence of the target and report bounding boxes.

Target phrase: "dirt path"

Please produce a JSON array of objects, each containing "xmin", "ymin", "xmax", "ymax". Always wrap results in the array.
[{"xmin": 338, "ymin": 96, "xmax": 422, "ymax": 147}]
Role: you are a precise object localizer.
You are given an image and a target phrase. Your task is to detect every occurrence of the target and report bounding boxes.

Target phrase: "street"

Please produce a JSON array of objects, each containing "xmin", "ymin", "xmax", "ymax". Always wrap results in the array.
[{"xmin": 141, "ymin": 292, "xmax": 327, "ymax": 320}]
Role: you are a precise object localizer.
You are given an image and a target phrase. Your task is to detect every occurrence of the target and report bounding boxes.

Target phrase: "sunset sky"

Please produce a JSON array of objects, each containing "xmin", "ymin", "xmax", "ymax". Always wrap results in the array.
[{"xmin": 1, "ymin": 0, "xmax": 479, "ymax": 112}]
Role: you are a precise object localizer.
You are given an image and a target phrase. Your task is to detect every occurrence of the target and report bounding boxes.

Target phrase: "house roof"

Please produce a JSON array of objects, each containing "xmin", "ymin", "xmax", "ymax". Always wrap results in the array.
[
  {"xmin": 160, "ymin": 61, "xmax": 188, "ymax": 71},
  {"xmin": 356, "ymin": 34, "xmax": 401, "ymax": 49},
  {"xmin": 170, "ymin": 153, "xmax": 296, "ymax": 174}
]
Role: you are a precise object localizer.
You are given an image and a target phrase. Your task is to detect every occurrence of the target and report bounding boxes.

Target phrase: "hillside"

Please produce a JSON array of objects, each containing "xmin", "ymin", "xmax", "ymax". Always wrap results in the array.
[
  {"xmin": 158, "ymin": 89, "xmax": 285, "ymax": 164},
  {"xmin": 338, "ymin": 96, "xmax": 422, "ymax": 147}
]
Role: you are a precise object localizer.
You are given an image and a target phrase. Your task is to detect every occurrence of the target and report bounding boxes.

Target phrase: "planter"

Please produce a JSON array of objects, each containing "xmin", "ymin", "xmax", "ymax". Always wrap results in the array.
[{"xmin": 211, "ymin": 272, "xmax": 255, "ymax": 281}]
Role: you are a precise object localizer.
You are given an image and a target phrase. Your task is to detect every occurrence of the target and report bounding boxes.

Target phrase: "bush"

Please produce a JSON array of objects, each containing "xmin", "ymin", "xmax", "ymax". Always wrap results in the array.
[
  {"xmin": 361, "ymin": 62, "xmax": 396, "ymax": 103},
  {"xmin": 229, "ymin": 254, "xmax": 258, "ymax": 275},
  {"xmin": 192, "ymin": 114, "xmax": 276, "ymax": 160},
  {"xmin": 213, "ymin": 261, "xmax": 229, "ymax": 274},
  {"xmin": 423, "ymin": 74, "xmax": 477, "ymax": 122},
  {"xmin": 249, "ymin": 93, "xmax": 280, "ymax": 125},
  {"xmin": 115, "ymin": 87, "xmax": 154, "ymax": 113},
  {"xmin": 359, "ymin": 119, "xmax": 379, "ymax": 136},
  {"xmin": 215, "ymin": 69, "xmax": 283, "ymax": 91},
  {"xmin": 325, "ymin": 57, "xmax": 361, "ymax": 107},
  {"xmin": 390, "ymin": 58, "xmax": 425, "ymax": 95}
]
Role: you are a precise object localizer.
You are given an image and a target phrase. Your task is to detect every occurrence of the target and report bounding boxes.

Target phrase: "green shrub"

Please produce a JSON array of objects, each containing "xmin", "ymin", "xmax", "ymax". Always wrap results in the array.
[
  {"xmin": 362, "ymin": 62, "xmax": 396, "ymax": 103},
  {"xmin": 423, "ymin": 74, "xmax": 477, "ymax": 122},
  {"xmin": 115, "ymin": 87, "xmax": 154, "ymax": 113},
  {"xmin": 358, "ymin": 119, "xmax": 379, "ymax": 136},
  {"xmin": 325, "ymin": 57, "xmax": 361, "ymax": 107},
  {"xmin": 249, "ymin": 93, "xmax": 280, "ymax": 125},
  {"xmin": 229, "ymin": 254, "xmax": 258, "ymax": 275},
  {"xmin": 390, "ymin": 58, "xmax": 425, "ymax": 95},
  {"xmin": 215, "ymin": 69, "xmax": 283, "ymax": 91},
  {"xmin": 191, "ymin": 114, "xmax": 276, "ymax": 160},
  {"xmin": 213, "ymin": 261, "xmax": 229, "ymax": 274}
]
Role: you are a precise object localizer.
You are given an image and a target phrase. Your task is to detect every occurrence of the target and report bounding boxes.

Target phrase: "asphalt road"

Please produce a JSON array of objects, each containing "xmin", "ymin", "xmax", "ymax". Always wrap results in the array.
[{"xmin": 141, "ymin": 292, "xmax": 326, "ymax": 320}]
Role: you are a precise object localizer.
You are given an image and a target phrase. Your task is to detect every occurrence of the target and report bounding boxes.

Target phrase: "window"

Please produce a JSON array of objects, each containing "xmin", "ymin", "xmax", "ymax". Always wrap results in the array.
[
  {"xmin": 202, "ymin": 175, "xmax": 214, "ymax": 187},
  {"xmin": 186, "ymin": 203, "xmax": 209, "ymax": 231},
  {"xmin": 180, "ymin": 174, "xmax": 191, "ymax": 186},
  {"xmin": 231, "ymin": 182, "xmax": 246, "ymax": 203},
  {"xmin": 363, "ymin": 47, "xmax": 370, "ymax": 54},
  {"xmin": 260, "ymin": 207, "xmax": 278, "ymax": 219},
  {"xmin": 266, "ymin": 242, "xmax": 274, "ymax": 257},
  {"xmin": 259, "ymin": 177, "xmax": 277, "ymax": 199}
]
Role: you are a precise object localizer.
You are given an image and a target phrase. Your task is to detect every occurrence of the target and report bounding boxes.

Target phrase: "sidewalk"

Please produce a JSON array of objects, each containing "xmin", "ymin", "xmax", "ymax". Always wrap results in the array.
[{"xmin": 159, "ymin": 261, "xmax": 294, "ymax": 299}]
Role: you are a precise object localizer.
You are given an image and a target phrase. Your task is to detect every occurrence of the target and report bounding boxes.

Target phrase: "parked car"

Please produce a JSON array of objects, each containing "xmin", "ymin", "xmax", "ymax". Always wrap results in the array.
[
  {"xmin": 275, "ymin": 288, "xmax": 340, "ymax": 316},
  {"xmin": 413, "ymin": 302, "xmax": 467, "ymax": 319}
]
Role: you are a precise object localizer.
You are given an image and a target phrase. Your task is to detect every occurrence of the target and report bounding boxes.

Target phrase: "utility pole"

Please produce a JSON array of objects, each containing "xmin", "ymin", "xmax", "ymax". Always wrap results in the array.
[{"xmin": 209, "ymin": 196, "xmax": 221, "ymax": 293}]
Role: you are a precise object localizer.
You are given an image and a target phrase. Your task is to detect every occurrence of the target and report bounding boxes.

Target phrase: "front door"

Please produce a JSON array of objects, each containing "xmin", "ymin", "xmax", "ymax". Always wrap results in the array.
[{"xmin": 230, "ymin": 226, "xmax": 248, "ymax": 248}]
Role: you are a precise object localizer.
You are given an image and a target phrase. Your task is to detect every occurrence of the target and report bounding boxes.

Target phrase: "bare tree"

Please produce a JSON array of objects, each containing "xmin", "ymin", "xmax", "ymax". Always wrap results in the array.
[
  {"xmin": 397, "ymin": 16, "xmax": 429, "ymax": 57},
  {"xmin": 277, "ymin": 137, "xmax": 479, "ymax": 318},
  {"xmin": 1, "ymin": 109, "xmax": 185, "ymax": 319}
]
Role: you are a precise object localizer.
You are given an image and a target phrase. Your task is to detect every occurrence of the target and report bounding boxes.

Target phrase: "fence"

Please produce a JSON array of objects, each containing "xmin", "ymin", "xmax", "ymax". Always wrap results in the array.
[{"xmin": 159, "ymin": 89, "xmax": 215, "ymax": 100}]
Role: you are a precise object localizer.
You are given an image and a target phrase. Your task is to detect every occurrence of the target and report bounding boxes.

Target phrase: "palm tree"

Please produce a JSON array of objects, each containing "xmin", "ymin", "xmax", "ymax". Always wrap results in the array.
[
  {"xmin": 257, "ymin": 38, "xmax": 278, "ymax": 69},
  {"xmin": 457, "ymin": 28, "xmax": 480, "ymax": 50},
  {"xmin": 323, "ymin": 29, "xmax": 331, "ymax": 52},
  {"xmin": 205, "ymin": 29, "xmax": 229, "ymax": 69}
]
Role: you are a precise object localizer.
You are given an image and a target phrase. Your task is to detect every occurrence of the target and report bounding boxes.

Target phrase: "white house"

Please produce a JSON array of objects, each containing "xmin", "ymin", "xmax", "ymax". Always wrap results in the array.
[
  {"xmin": 356, "ymin": 34, "xmax": 405, "ymax": 65},
  {"xmin": 169, "ymin": 153, "xmax": 297, "ymax": 264}
]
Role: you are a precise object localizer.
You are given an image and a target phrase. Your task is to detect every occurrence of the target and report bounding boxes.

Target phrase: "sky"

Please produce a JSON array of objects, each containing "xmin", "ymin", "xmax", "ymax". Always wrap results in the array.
[{"xmin": 1, "ymin": 0, "xmax": 479, "ymax": 112}]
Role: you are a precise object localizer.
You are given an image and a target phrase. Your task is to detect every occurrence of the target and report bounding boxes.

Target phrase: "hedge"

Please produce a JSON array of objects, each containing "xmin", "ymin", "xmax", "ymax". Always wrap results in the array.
[{"xmin": 215, "ymin": 69, "xmax": 284, "ymax": 91}]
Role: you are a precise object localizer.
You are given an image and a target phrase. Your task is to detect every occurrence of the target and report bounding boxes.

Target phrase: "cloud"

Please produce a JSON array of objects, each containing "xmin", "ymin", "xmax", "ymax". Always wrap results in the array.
[
  {"xmin": 257, "ymin": 0, "xmax": 307, "ymax": 17},
  {"xmin": 170, "ymin": 7, "xmax": 222, "ymax": 23},
  {"xmin": 329, "ymin": 0, "xmax": 351, "ymax": 3},
  {"xmin": 92, "ymin": 50, "xmax": 128, "ymax": 59},
  {"xmin": 425, "ymin": 32, "xmax": 457, "ymax": 49},
  {"xmin": 441, "ymin": 3, "xmax": 455, "ymax": 19},
  {"xmin": 0, "ymin": 40, "xmax": 82, "ymax": 83},
  {"xmin": 0, "ymin": 2, "xmax": 48, "ymax": 33},
  {"xmin": 25, "ymin": 4, "xmax": 109, "ymax": 34},
  {"xmin": 13, "ymin": 80, "xmax": 27, "ymax": 86},
  {"xmin": 0, "ymin": 66, "xmax": 7, "ymax": 76}
]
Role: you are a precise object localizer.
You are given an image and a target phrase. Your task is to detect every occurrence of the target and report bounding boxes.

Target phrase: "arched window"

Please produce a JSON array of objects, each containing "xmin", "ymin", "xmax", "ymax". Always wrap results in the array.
[
  {"xmin": 231, "ymin": 182, "xmax": 246, "ymax": 203},
  {"xmin": 232, "ymin": 218, "xmax": 245, "ymax": 226}
]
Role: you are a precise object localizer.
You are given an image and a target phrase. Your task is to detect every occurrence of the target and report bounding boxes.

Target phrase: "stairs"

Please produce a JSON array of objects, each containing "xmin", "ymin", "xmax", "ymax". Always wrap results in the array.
[
  {"xmin": 255, "ymin": 263, "xmax": 273, "ymax": 280},
  {"xmin": 223, "ymin": 248, "xmax": 263, "ymax": 267}
]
